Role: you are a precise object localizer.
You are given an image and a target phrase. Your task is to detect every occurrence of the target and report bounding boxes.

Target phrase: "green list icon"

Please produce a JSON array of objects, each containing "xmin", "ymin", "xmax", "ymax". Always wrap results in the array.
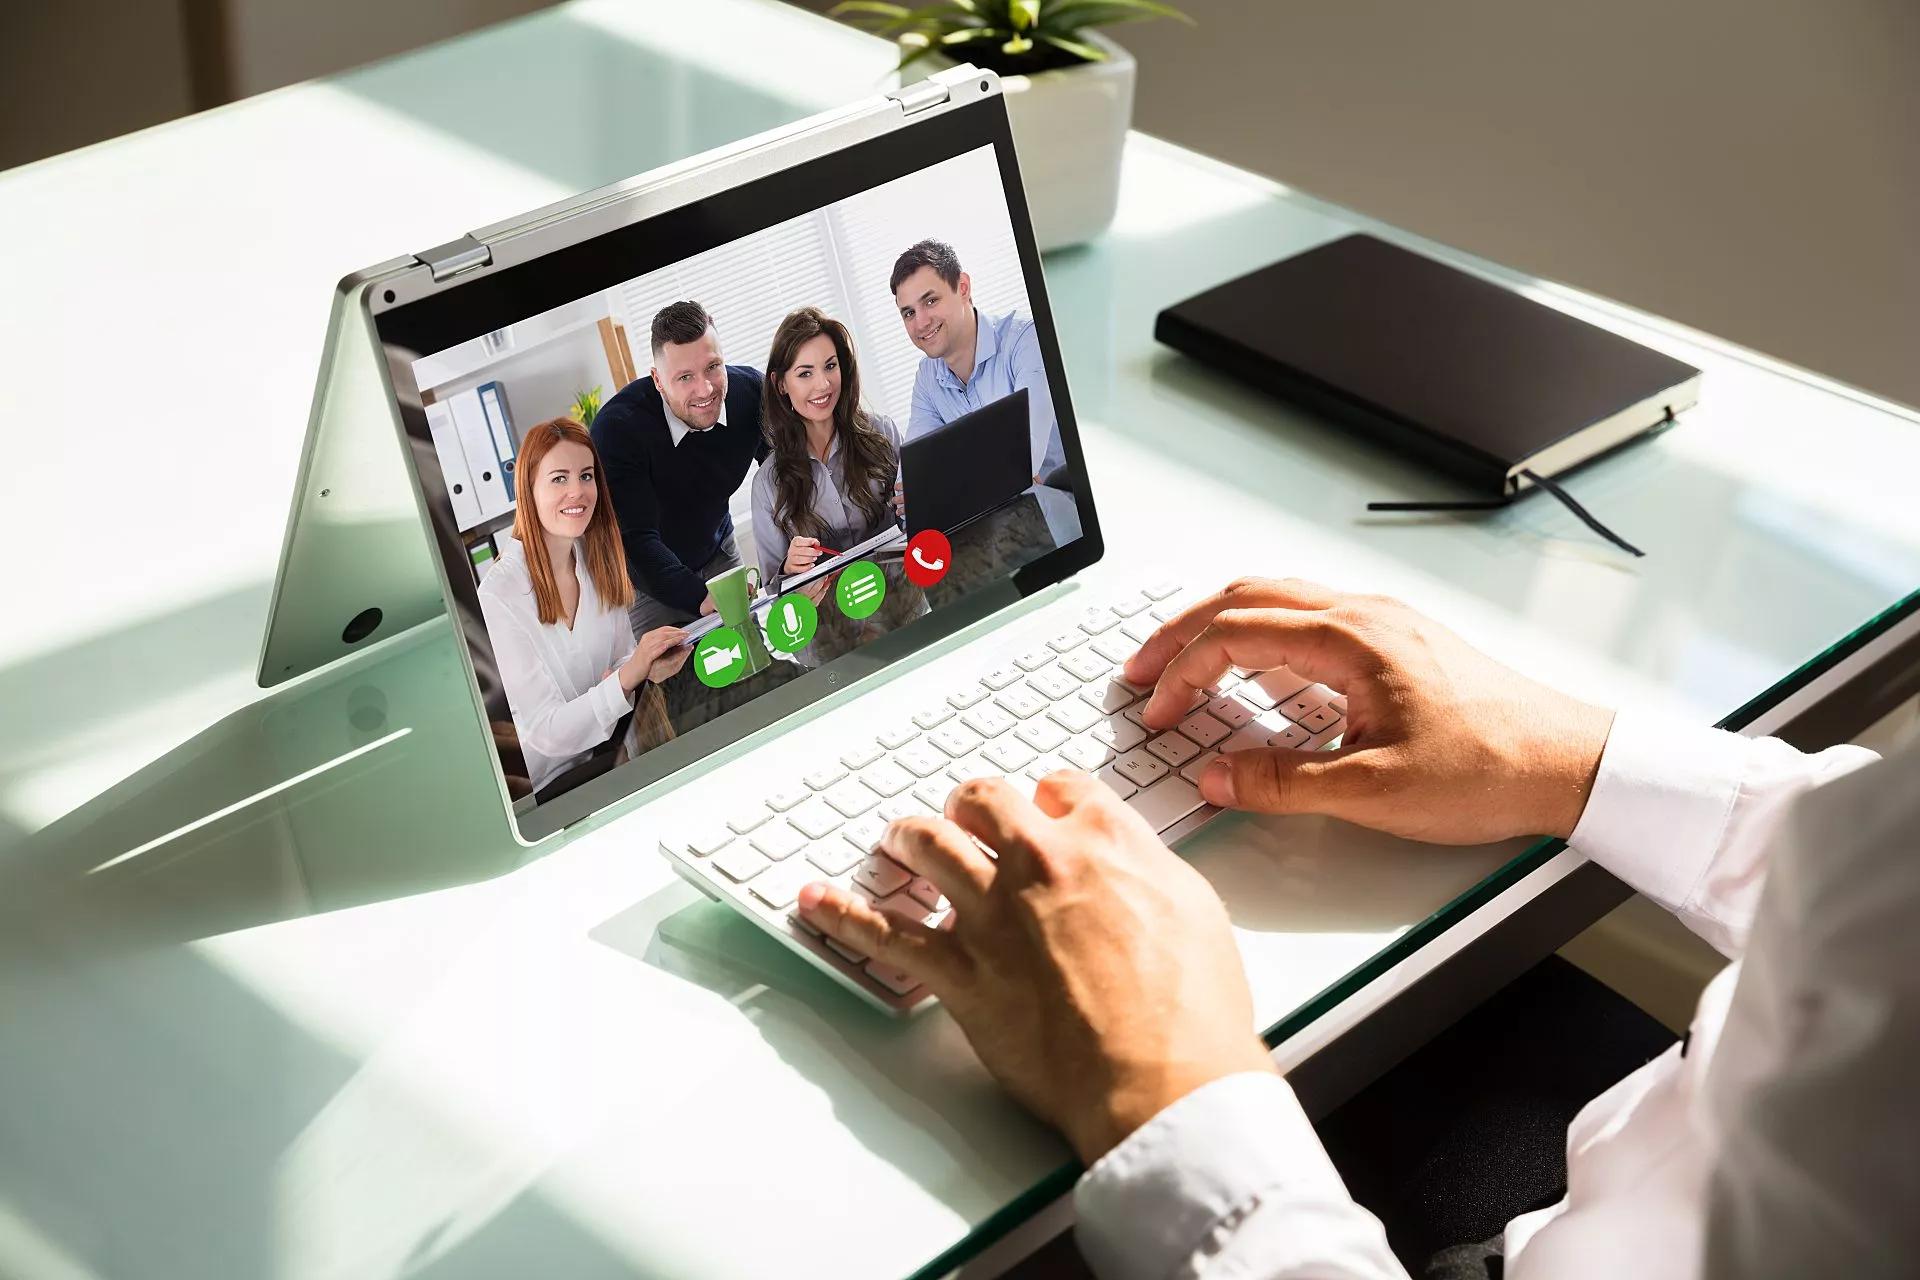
[{"xmin": 836, "ymin": 560, "xmax": 886, "ymax": 620}]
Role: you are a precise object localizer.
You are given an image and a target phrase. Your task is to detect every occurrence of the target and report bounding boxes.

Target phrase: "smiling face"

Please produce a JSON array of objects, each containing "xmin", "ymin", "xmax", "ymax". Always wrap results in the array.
[
  {"xmin": 531, "ymin": 439, "xmax": 597, "ymax": 541},
  {"xmin": 651, "ymin": 326, "xmax": 728, "ymax": 429},
  {"xmin": 893, "ymin": 265, "xmax": 972, "ymax": 360},
  {"xmin": 779, "ymin": 333, "xmax": 842, "ymax": 426}
]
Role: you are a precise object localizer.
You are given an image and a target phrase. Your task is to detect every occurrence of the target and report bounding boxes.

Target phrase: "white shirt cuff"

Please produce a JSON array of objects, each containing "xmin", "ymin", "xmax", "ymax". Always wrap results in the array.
[
  {"xmin": 592, "ymin": 669, "xmax": 630, "ymax": 727},
  {"xmin": 1568, "ymin": 711, "xmax": 1753, "ymax": 917},
  {"xmin": 1075, "ymin": 1072, "xmax": 1398, "ymax": 1280}
]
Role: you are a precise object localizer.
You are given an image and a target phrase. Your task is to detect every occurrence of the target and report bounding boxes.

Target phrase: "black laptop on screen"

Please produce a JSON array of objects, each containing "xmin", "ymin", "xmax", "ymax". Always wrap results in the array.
[{"xmin": 901, "ymin": 388, "xmax": 1031, "ymax": 537}]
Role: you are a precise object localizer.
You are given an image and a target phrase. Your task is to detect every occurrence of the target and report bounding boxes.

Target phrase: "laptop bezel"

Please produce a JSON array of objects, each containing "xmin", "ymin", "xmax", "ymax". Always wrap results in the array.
[{"xmin": 311, "ymin": 72, "xmax": 1103, "ymax": 844}]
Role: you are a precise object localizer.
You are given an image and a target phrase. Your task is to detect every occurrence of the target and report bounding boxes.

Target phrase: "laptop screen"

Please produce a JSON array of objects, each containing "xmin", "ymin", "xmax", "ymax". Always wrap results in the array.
[{"xmin": 378, "ymin": 110, "xmax": 1096, "ymax": 836}]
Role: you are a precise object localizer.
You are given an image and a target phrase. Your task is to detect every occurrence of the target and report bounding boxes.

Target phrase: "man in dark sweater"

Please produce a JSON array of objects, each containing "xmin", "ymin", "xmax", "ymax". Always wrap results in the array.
[{"xmin": 591, "ymin": 301, "xmax": 769, "ymax": 635}]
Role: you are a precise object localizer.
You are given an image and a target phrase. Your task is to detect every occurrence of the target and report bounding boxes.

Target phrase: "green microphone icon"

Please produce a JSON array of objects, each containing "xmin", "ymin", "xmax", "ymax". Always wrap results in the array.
[{"xmin": 768, "ymin": 591, "xmax": 818, "ymax": 654}]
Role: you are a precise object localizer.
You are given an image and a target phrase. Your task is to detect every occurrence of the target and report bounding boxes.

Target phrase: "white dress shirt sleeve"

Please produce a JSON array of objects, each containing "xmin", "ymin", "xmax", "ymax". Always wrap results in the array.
[
  {"xmin": 1569, "ymin": 712, "xmax": 1878, "ymax": 957},
  {"xmin": 1075, "ymin": 1072, "xmax": 1407, "ymax": 1280},
  {"xmin": 479, "ymin": 596, "xmax": 629, "ymax": 762}
]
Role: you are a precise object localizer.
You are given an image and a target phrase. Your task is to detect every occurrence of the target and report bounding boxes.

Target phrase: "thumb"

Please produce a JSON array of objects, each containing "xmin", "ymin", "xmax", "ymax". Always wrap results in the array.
[{"xmin": 1199, "ymin": 746, "xmax": 1368, "ymax": 816}]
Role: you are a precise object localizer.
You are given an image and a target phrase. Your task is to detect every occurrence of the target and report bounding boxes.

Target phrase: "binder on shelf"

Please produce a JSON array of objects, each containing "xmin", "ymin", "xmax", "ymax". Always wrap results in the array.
[
  {"xmin": 477, "ymin": 381, "xmax": 518, "ymax": 496},
  {"xmin": 425, "ymin": 400, "xmax": 485, "ymax": 529},
  {"xmin": 447, "ymin": 387, "xmax": 513, "ymax": 522}
]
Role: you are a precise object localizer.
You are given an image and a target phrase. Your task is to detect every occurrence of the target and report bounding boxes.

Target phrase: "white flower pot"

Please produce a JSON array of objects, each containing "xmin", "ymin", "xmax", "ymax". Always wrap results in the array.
[{"xmin": 929, "ymin": 33, "xmax": 1135, "ymax": 251}]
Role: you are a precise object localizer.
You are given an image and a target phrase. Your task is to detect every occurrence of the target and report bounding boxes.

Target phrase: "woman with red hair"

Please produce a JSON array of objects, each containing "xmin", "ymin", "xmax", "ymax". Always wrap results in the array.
[{"xmin": 479, "ymin": 417, "xmax": 689, "ymax": 797}]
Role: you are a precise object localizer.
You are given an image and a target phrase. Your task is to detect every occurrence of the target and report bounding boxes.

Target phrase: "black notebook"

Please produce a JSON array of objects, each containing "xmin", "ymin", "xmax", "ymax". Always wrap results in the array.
[{"xmin": 1154, "ymin": 234, "xmax": 1701, "ymax": 500}]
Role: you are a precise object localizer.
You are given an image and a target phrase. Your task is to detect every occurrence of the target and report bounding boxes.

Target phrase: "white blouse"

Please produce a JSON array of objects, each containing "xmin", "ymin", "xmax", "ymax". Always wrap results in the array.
[{"xmin": 476, "ymin": 535, "xmax": 638, "ymax": 795}]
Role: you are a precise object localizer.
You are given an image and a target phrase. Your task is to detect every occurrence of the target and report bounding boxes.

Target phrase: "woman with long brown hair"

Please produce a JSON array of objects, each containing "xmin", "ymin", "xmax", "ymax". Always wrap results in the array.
[{"xmin": 478, "ymin": 417, "xmax": 689, "ymax": 797}]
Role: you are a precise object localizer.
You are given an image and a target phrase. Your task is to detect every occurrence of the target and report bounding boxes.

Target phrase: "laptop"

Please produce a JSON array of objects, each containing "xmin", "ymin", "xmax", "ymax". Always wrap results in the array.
[
  {"xmin": 901, "ymin": 388, "xmax": 1031, "ymax": 538},
  {"xmin": 257, "ymin": 67, "xmax": 1349, "ymax": 1014}
]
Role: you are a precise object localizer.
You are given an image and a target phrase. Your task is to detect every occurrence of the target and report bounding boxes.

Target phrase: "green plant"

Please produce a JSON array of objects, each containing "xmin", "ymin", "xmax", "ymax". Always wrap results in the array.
[
  {"xmin": 571, "ymin": 385, "xmax": 604, "ymax": 427},
  {"xmin": 832, "ymin": 0, "xmax": 1191, "ymax": 77}
]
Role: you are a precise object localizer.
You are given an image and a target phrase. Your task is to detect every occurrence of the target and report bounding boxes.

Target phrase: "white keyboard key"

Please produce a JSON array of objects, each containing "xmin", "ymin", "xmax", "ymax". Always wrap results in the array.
[
  {"xmin": 1125, "ymin": 689, "xmax": 1203, "ymax": 726},
  {"xmin": 947, "ymin": 683, "xmax": 990, "ymax": 709},
  {"xmin": 861, "ymin": 760, "xmax": 915, "ymax": 797},
  {"xmin": 1028, "ymin": 668, "xmax": 1082, "ymax": 701},
  {"xmin": 931, "ymin": 724, "xmax": 985, "ymax": 757},
  {"xmin": 726, "ymin": 808, "xmax": 772, "ymax": 836},
  {"xmin": 1061, "ymin": 649, "xmax": 1112, "ymax": 681},
  {"xmin": 1305, "ymin": 722, "xmax": 1346, "ymax": 751},
  {"xmin": 1177, "ymin": 711, "xmax": 1232, "ymax": 749},
  {"xmin": 1096, "ymin": 764, "xmax": 1137, "ymax": 799},
  {"xmin": 786, "ymin": 799, "xmax": 845, "ymax": 840},
  {"xmin": 912, "ymin": 778, "xmax": 954, "ymax": 812},
  {"xmin": 1015, "ymin": 717, "xmax": 1070, "ymax": 754},
  {"xmin": 877, "ymin": 723, "xmax": 920, "ymax": 750},
  {"xmin": 1206, "ymin": 695, "xmax": 1255, "ymax": 730},
  {"xmin": 766, "ymin": 784, "xmax": 811, "ymax": 812},
  {"xmin": 1120, "ymin": 615, "xmax": 1159, "ymax": 644},
  {"xmin": 912, "ymin": 704, "xmax": 954, "ymax": 730},
  {"xmin": 1047, "ymin": 697, "xmax": 1104, "ymax": 734},
  {"xmin": 1083, "ymin": 676, "xmax": 1146, "ymax": 714},
  {"xmin": 896, "ymin": 742, "xmax": 950, "ymax": 777},
  {"xmin": 880, "ymin": 795, "xmax": 937, "ymax": 823},
  {"xmin": 1330, "ymin": 695, "xmax": 1349, "ymax": 715},
  {"xmin": 1143, "ymin": 579, "xmax": 1181, "ymax": 600},
  {"xmin": 682, "ymin": 823, "xmax": 735, "ymax": 856},
  {"xmin": 1280, "ymin": 686, "xmax": 1335, "ymax": 721},
  {"xmin": 1063, "ymin": 737, "xmax": 1117, "ymax": 771},
  {"xmin": 804, "ymin": 762, "xmax": 848, "ymax": 791},
  {"xmin": 852, "ymin": 853, "xmax": 911, "ymax": 897},
  {"xmin": 981, "ymin": 665, "xmax": 1024, "ymax": 690},
  {"xmin": 1236, "ymin": 680, "xmax": 1278, "ymax": 710},
  {"xmin": 1046, "ymin": 630, "xmax": 1086, "ymax": 654},
  {"xmin": 1092, "ymin": 714, "xmax": 1147, "ymax": 754},
  {"xmin": 1253, "ymin": 667, "xmax": 1312, "ymax": 705},
  {"xmin": 1180, "ymin": 750, "xmax": 1221, "ymax": 785},
  {"xmin": 823, "ymin": 779, "xmax": 881, "ymax": 817},
  {"xmin": 713, "ymin": 843, "xmax": 773, "ymax": 882},
  {"xmin": 1110, "ymin": 593, "xmax": 1152, "ymax": 617},
  {"xmin": 1299, "ymin": 704, "xmax": 1342, "ymax": 733},
  {"xmin": 907, "ymin": 876, "xmax": 950, "ymax": 911},
  {"xmin": 1077, "ymin": 607, "xmax": 1121, "ymax": 635},
  {"xmin": 810, "ymin": 840, "xmax": 862, "ymax": 875},
  {"xmin": 1014, "ymin": 647, "xmax": 1056, "ymax": 672},
  {"xmin": 1203, "ymin": 672, "xmax": 1243, "ymax": 697},
  {"xmin": 789, "ymin": 910, "xmax": 822, "ymax": 937},
  {"xmin": 1149, "ymin": 596, "xmax": 1192, "ymax": 622},
  {"xmin": 1127, "ymin": 776, "xmax": 1206, "ymax": 833},
  {"xmin": 948, "ymin": 755, "xmax": 998, "ymax": 785},
  {"xmin": 961, "ymin": 704, "xmax": 1017, "ymax": 738},
  {"xmin": 995, "ymin": 686, "xmax": 1048, "ymax": 719},
  {"xmin": 748, "ymin": 860, "xmax": 819, "ymax": 910},
  {"xmin": 1023, "ymin": 753, "xmax": 1066, "ymax": 782},
  {"xmin": 1223, "ymin": 711, "xmax": 1293, "ymax": 753},
  {"xmin": 842, "ymin": 813, "xmax": 889, "ymax": 850},
  {"xmin": 1271, "ymin": 722, "xmax": 1312, "ymax": 749},
  {"xmin": 840, "ymin": 741, "xmax": 885, "ymax": 770},
  {"xmin": 984, "ymin": 737, "xmax": 1038, "ymax": 772},
  {"xmin": 1090, "ymin": 632, "xmax": 1138, "ymax": 665},
  {"xmin": 865, "ymin": 961, "xmax": 920, "ymax": 996},
  {"xmin": 749, "ymin": 822, "xmax": 807, "ymax": 861},
  {"xmin": 1115, "ymin": 747, "xmax": 1170, "ymax": 788},
  {"xmin": 1146, "ymin": 731, "xmax": 1201, "ymax": 768},
  {"xmin": 825, "ymin": 936, "xmax": 866, "ymax": 964}
]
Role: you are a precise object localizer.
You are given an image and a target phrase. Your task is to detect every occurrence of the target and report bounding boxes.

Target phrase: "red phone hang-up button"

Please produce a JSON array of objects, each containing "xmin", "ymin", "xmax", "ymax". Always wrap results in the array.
[{"xmin": 903, "ymin": 529, "xmax": 951, "ymax": 587}]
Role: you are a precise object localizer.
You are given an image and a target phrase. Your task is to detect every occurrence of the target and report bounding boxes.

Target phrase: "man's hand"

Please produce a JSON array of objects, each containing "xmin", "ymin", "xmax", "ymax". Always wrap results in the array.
[
  {"xmin": 798, "ymin": 774, "xmax": 1275, "ymax": 1165},
  {"xmin": 1125, "ymin": 578, "xmax": 1613, "ymax": 844},
  {"xmin": 698, "ymin": 592, "xmax": 716, "ymax": 616}
]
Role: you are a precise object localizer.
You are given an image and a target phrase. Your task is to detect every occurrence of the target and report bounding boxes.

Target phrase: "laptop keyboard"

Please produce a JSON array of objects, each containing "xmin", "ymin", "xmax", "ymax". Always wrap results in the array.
[{"xmin": 660, "ymin": 581, "xmax": 1348, "ymax": 1011}]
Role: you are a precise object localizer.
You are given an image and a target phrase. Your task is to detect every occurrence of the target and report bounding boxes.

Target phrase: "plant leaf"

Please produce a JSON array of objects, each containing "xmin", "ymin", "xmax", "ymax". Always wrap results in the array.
[
  {"xmin": 1040, "ymin": 0, "xmax": 1192, "ymax": 33},
  {"xmin": 940, "ymin": 24, "xmax": 1007, "ymax": 43},
  {"xmin": 893, "ymin": 40, "xmax": 947, "ymax": 74},
  {"xmin": 829, "ymin": 0, "xmax": 912, "ymax": 19},
  {"xmin": 1036, "ymin": 31, "xmax": 1106, "ymax": 61},
  {"xmin": 1002, "ymin": 31, "xmax": 1034, "ymax": 54},
  {"xmin": 1009, "ymin": 0, "xmax": 1041, "ymax": 31}
]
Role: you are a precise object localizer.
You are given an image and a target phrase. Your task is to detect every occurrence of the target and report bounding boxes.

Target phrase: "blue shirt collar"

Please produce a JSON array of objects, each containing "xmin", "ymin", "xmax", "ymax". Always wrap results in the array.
[{"xmin": 934, "ymin": 308, "xmax": 998, "ymax": 391}]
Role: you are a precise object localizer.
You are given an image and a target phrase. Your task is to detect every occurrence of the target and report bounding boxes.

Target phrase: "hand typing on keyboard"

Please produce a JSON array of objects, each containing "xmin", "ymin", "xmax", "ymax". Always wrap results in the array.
[
  {"xmin": 1124, "ymin": 577, "xmax": 1614, "ymax": 845},
  {"xmin": 797, "ymin": 771, "xmax": 1277, "ymax": 1164}
]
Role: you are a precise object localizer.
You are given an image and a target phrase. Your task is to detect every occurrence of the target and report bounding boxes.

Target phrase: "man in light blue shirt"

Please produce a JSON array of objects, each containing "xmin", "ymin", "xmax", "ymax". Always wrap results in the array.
[{"xmin": 891, "ymin": 239, "xmax": 1065, "ymax": 482}]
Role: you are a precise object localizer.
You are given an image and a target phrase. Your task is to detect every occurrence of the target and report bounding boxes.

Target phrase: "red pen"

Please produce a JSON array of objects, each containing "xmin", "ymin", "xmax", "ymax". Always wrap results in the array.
[{"xmin": 813, "ymin": 544, "xmax": 840, "ymax": 558}]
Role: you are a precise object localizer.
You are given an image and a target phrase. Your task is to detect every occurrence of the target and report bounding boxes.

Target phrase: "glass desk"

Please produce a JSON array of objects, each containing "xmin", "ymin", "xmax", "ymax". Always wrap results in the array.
[{"xmin": 2, "ymin": 1, "xmax": 1917, "ymax": 1277}]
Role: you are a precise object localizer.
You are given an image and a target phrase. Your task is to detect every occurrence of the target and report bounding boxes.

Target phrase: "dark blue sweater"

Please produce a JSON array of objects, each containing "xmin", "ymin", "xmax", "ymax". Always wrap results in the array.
[{"xmin": 591, "ymin": 366, "xmax": 768, "ymax": 614}]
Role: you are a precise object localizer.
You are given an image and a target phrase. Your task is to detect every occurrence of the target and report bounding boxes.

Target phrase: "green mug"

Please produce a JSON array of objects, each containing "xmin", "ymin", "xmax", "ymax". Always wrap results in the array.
[{"xmin": 706, "ymin": 563, "xmax": 770, "ymax": 673}]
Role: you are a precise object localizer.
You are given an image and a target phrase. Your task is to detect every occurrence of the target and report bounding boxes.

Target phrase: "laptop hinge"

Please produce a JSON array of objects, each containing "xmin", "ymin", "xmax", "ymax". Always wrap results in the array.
[
  {"xmin": 888, "ymin": 78, "xmax": 952, "ymax": 116},
  {"xmin": 414, "ymin": 235, "xmax": 494, "ymax": 283}
]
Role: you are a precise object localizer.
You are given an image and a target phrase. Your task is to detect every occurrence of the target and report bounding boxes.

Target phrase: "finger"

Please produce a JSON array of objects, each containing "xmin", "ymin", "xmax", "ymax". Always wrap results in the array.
[
  {"xmin": 1029, "ymin": 768, "xmax": 1108, "ymax": 819},
  {"xmin": 1144, "ymin": 607, "xmax": 1371, "ymax": 728},
  {"xmin": 1198, "ymin": 744, "xmax": 1374, "ymax": 817},
  {"xmin": 1124, "ymin": 577, "xmax": 1342, "ymax": 687},
  {"xmin": 796, "ymin": 881, "xmax": 959, "ymax": 985},
  {"xmin": 943, "ymin": 777, "xmax": 1054, "ymax": 881},
  {"xmin": 879, "ymin": 814, "xmax": 996, "ymax": 910}
]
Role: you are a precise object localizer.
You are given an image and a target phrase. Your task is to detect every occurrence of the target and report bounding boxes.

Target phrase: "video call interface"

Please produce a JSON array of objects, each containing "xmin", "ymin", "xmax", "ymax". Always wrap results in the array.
[{"xmin": 411, "ymin": 145, "xmax": 1085, "ymax": 809}]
